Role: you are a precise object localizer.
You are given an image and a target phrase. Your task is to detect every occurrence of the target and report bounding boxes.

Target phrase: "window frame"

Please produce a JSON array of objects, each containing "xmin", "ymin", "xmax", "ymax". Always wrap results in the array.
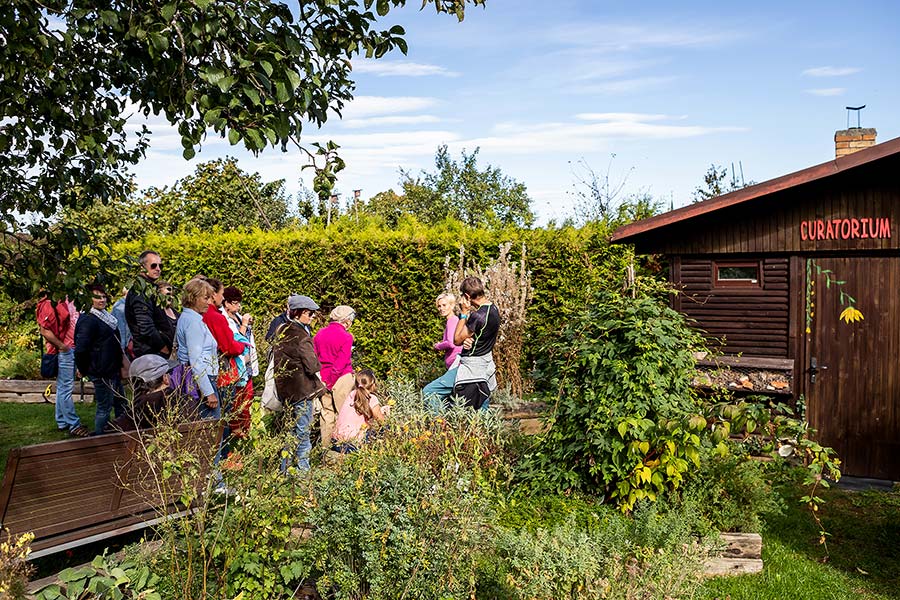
[{"xmin": 713, "ymin": 261, "xmax": 763, "ymax": 288}]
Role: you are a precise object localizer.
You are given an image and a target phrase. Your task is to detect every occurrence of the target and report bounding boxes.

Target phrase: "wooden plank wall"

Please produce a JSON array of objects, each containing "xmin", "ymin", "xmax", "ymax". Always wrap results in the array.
[{"xmin": 680, "ymin": 258, "xmax": 789, "ymax": 357}]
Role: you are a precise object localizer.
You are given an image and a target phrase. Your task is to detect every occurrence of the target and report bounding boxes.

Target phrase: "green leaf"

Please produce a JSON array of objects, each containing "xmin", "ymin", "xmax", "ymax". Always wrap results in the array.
[
  {"xmin": 217, "ymin": 76, "xmax": 236, "ymax": 92},
  {"xmin": 183, "ymin": 147, "xmax": 196, "ymax": 160},
  {"xmin": 285, "ymin": 69, "xmax": 302, "ymax": 91},
  {"xmin": 160, "ymin": 4, "xmax": 176, "ymax": 21},
  {"xmin": 261, "ymin": 60, "xmax": 274, "ymax": 77},
  {"xmin": 275, "ymin": 81, "xmax": 290, "ymax": 103},
  {"xmin": 243, "ymin": 86, "xmax": 261, "ymax": 106},
  {"xmin": 228, "ymin": 129, "xmax": 241, "ymax": 145},
  {"xmin": 201, "ymin": 66, "xmax": 226, "ymax": 85},
  {"xmin": 149, "ymin": 32, "xmax": 169, "ymax": 52}
]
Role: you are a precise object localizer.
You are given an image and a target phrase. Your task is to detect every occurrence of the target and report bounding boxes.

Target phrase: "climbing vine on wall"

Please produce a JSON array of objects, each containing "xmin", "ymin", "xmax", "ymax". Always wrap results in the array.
[{"xmin": 805, "ymin": 259, "xmax": 865, "ymax": 336}]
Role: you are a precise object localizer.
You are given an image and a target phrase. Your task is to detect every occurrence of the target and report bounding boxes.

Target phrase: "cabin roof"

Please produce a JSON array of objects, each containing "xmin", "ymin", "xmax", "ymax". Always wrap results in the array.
[{"xmin": 611, "ymin": 135, "xmax": 900, "ymax": 244}]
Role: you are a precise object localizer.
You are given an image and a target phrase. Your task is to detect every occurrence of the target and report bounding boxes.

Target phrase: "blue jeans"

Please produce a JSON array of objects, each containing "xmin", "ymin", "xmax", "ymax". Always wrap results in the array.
[
  {"xmin": 55, "ymin": 350, "xmax": 80, "ymax": 431},
  {"xmin": 281, "ymin": 400, "xmax": 314, "ymax": 472},
  {"xmin": 423, "ymin": 367, "xmax": 458, "ymax": 412},
  {"xmin": 93, "ymin": 376, "xmax": 125, "ymax": 433}
]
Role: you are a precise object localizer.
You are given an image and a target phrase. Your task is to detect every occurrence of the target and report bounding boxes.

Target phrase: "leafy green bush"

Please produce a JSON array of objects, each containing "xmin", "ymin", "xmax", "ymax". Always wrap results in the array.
[
  {"xmin": 489, "ymin": 500, "xmax": 711, "ymax": 600},
  {"xmin": 34, "ymin": 553, "xmax": 162, "ymax": 600},
  {"xmin": 523, "ymin": 278, "xmax": 709, "ymax": 509},
  {"xmin": 0, "ymin": 293, "xmax": 40, "ymax": 379},
  {"xmin": 679, "ymin": 450, "xmax": 783, "ymax": 534}
]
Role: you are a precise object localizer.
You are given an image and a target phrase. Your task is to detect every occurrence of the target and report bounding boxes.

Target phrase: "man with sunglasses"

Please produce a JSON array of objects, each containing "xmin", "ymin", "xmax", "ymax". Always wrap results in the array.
[{"xmin": 125, "ymin": 250, "xmax": 175, "ymax": 358}]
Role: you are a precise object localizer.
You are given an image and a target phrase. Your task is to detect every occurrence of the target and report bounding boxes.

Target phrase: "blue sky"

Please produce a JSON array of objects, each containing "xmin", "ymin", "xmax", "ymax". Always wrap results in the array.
[{"xmin": 129, "ymin": 0, "xmax": 900, "ymax": 223}]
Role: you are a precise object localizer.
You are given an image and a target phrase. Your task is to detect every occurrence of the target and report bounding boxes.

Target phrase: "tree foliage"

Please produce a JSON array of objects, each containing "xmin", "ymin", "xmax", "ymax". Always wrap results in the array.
[
  {"xmin": 376, "ymin": 145, "xmax": 535, "ymax": 228},
  {"xmin": 0, "ymin": 0, "xmax": 485, "ymax": 298},
  {"xmin": 567, "ymin": 157, "xmax": 660, "ymax": 227},
  {"xmin": 61, "ymin": 158, "xmax": 291, "ymax": 244},
  {"xmin": 692, "ymin": 163, "xmax": 753, "ymax": 203}
]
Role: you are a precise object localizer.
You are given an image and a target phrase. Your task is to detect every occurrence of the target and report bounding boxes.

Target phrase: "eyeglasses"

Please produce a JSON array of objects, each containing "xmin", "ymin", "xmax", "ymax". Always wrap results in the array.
[{"xmin": 149, "ymin": 262, "xmax": 162, "ymax": 270}]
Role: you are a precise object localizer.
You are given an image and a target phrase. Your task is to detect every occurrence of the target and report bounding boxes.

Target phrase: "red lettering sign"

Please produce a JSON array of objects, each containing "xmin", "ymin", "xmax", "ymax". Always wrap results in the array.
[{"xmin": 800, "ymin": 218, "xmax": 891, "ymax": 242}]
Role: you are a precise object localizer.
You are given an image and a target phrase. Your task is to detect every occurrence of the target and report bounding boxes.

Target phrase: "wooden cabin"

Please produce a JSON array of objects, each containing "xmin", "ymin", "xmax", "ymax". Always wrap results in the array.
[{"xmin": 612, "ymin": 129, "xmax": 900, "ymax": 481}]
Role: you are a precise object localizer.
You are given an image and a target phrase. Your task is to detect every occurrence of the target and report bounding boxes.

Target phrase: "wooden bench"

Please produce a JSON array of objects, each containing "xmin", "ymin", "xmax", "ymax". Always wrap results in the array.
[
  {"xmin": 0, "ymin": 420, "xmax": 220, "ymax": 558},
  {"xmin": 0, "ymin": 379, "xmax": 95, "ymax": 404}
]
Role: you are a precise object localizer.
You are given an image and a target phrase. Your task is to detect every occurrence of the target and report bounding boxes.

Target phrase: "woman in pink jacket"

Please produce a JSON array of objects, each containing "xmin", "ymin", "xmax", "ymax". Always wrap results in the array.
[
  {"xmin": 313, "ymin": 305, "xmax": 356, "ymax": 445},
  {"xmin": 422, "ymin": 292, "xmax": 463, "ymax": 411}
]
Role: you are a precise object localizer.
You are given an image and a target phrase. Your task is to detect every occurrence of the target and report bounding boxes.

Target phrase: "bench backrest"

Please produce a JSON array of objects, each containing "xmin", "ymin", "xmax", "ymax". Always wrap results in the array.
[{"xmin": 0, "ymin": 421, "xmax": 220, "ymax": 558}]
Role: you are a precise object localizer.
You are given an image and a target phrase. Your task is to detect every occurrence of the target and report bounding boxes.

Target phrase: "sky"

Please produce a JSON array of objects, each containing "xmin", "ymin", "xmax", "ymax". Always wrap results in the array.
[{"xmin": 127, "ymin": 0, "xmax": 900, "ymax": 224}]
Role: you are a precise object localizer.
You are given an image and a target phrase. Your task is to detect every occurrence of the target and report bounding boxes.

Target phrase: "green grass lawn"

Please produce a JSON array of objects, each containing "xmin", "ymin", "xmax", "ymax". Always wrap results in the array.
[
  {"xmin": 700, "ymin": 483, "xmax": 900, "ymax": 600},
  {"xmin": 0, "ymin": 401, "xmax": 97, "ymax": 480}
]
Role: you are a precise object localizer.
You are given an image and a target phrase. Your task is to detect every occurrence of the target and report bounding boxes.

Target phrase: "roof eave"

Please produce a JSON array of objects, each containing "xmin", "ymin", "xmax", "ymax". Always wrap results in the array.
[{"xmin": 612, "ymin": 135, "xmax": 900, "ymax": 244}]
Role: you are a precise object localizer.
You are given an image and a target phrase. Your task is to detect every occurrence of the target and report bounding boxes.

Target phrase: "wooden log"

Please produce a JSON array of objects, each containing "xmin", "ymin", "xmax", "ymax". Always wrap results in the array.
[
  {"xmin": 0, "ymin": 379, "xmax": 94, "ymax": 394},
  {"xmin": 703, "ymin": 558, "xmax": 764, "ymax": 577},
  {"xmin": 719, "ymin": 532, "xmax": 762, "ymax": 559},
  {"xmin": 703, "ymin": 532, "xmax": 763, "ymax": 578},
  {"xmin": 0, "ymin": 393, "xmax": 49, "ymax": 404}
]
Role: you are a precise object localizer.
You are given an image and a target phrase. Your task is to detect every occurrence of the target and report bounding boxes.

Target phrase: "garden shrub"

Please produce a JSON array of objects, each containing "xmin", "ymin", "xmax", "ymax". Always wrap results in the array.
[
  {"xmin": 678, "ymin": 450, "xmax": 783, "ymax": 534},
  {"xmin": 0, "ymin": 529, "xmax": 33, "ymax": 600},
  {"xmin": 0, "ymin": 292, "xmax": 40, "ymax": 379},
  {"xmin": 523, "ymin": 278, "xmax": 709, "ymax": 510},
  {"xmin": 489, "ymin": 500, "xmax": 711, "ymax": 600}
]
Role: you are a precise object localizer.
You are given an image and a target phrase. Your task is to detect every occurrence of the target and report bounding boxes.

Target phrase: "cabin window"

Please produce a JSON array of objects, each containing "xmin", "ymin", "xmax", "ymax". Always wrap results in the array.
[{"xmin": 714, "ymin": 261, "xmax": 761, "ymax": 287}]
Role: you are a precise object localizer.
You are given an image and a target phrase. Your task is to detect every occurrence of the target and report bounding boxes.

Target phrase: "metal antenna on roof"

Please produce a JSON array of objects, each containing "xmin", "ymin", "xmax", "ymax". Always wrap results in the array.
[{"xmin": 846, "ymin": 105, "xmax": 866, "ymax": 129}]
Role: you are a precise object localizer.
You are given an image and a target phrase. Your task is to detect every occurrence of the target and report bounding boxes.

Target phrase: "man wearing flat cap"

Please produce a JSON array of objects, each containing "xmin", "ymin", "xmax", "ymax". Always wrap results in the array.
[
  {"xmin": 313, "ymin": 305, "xmax": 356, "ymax": 447},
  {"xmin": 273, "ymin": 294, "xmax": 326, "ymax": 471}
]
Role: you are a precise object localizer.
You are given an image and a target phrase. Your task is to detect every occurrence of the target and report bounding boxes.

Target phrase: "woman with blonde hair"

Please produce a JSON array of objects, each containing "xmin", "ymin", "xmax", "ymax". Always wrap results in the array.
[
  {"xmin": 173, "ymin": 278, "xmax": 220, "ymax": 419},
  {"xmin": 421, "ymin": 291, "xmax": 462, "ymax": 411},
  {"xmin": 332, "ymin": 369, "xmax": 386, "ymax": 453}
]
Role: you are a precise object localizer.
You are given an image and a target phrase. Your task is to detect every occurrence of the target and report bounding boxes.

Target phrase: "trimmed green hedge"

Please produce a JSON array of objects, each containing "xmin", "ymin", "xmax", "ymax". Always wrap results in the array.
[{"xmin": 113, "ymin": 221, "xmax": 632, "ymax": 381}]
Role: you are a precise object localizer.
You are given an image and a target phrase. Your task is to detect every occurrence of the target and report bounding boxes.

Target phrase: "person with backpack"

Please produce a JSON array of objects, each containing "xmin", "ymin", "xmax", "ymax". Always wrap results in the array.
[{"xmin": 36, "ymin": 290, "xmax": 89, "ymax": 437}]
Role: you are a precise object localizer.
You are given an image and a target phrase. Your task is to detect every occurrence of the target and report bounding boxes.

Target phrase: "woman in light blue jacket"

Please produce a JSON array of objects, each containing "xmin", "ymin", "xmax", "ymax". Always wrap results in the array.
[{"xmin": 175, "ymin": 278, "xmax": 220, "ymax": 419}]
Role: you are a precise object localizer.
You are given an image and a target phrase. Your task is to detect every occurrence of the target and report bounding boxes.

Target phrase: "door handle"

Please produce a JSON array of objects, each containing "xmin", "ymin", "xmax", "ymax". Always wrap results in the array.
[{"xmin": 810, "ymin": 357, "xmax": 828, "ymax": 384}]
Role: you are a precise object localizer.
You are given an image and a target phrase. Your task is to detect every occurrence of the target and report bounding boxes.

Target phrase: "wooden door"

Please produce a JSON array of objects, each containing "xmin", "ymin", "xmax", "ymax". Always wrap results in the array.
[{"xmin": 805, "ymin": 257, "xmax": 900, "ymax": 480}]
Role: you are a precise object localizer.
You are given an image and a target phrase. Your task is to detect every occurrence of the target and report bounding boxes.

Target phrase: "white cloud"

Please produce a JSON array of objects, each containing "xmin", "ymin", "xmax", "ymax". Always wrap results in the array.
[
  {"xmin": 802, "ymin": 66, "xmax": 861, "ymax": 77},
  {"xmin": 339, "ymin": 95, "xmax": 439, "ymax": 119},
  {"xmin": 340, "ymin": 115, "xmax": 443, "ymax": 129},
  {"xmin": 805, "ymin": 88, "xmax": 846, "ymax": 97},
  {"xmin": 546, "ymin": 22, "xmax": 744, "ymax": 51},
  {"xmin": 352, "ymin": 60, "xmax": 460, "ymax": 78},
  {"xmin": 457, "ymin": 115, "xmax": 745, "ymax": 155},
  {"xmin": 575, "ymin": 113, "xmax": 681, "ymax": 123},
  {"xmin": 566, "ymin": 75, "xmax": 677, "ymax": 94}
]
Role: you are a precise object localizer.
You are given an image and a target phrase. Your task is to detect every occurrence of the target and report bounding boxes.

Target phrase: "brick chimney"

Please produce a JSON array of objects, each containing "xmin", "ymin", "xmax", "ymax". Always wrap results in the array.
[{"xmin": 835, "ymin": 128, "xmax": 877, "ymax": 158}]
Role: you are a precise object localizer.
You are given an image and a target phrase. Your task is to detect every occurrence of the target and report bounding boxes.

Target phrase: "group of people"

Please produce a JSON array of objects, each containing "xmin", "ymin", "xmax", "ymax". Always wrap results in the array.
[{"xmin": 36, "ymin": 248, "xmax": 501, "ymax": 473}]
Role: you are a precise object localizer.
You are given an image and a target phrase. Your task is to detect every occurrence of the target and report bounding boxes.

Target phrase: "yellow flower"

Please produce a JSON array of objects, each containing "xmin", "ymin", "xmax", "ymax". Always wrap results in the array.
[{"xmin": 839, "ymin": 306, "xmax": 865, "ymax": 324}]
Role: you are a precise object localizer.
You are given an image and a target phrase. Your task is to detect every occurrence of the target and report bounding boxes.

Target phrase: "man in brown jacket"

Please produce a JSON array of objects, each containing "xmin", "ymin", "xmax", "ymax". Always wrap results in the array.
[{"xmin": 274, "ymin": 294, "xmax": 326, "ymax": 471}]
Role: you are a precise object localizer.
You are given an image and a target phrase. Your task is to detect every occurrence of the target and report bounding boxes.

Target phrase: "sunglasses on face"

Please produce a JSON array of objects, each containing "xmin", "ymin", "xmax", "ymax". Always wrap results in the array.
[{"xmin": 148, "ymin": 262, "xmax": 162, "ymax": 270}]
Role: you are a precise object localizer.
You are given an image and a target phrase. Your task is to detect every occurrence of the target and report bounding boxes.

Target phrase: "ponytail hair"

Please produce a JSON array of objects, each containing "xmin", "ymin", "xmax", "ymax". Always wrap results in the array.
[{"xmin": 352, "ymin": 368, "xmax": 378, "ymax": 420}]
